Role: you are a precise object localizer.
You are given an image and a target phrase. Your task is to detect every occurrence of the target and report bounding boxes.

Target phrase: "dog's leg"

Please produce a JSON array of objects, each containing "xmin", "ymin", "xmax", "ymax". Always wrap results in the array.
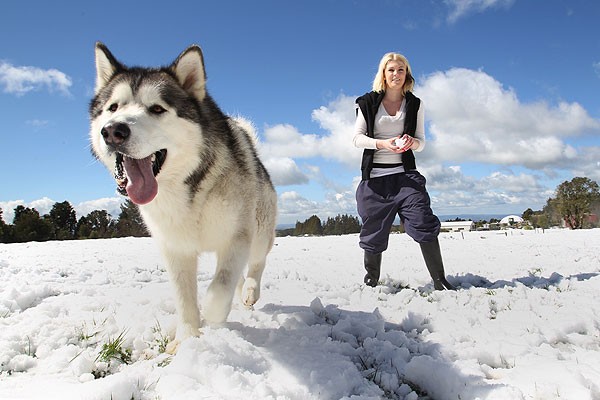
[
  {"xmin": 164, "ymin": 251, "xmax": 201, "ymax": 342},
  {"xmin": 202, "ymin": 243, "xmax": 249, "ymax": 324},
  {"xmin": 235, "ymin": 275, "xmax": 246, "ymax": 304},
  {"xmin": 241, "ymin": 232, "xmax": 273, "ymax": 307},
  {"xmin": 241, "ymin": 259, "xmax": 266, "ymax": 307}
]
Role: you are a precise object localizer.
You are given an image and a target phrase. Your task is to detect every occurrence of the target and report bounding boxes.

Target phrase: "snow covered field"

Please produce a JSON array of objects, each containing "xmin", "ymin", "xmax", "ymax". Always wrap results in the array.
[{"xmin": 1, "ymin": 228, "xmax": 599, "ymax": 400}]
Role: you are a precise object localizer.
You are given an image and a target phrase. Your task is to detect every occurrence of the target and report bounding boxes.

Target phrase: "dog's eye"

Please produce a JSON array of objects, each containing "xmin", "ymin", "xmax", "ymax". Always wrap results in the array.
[
  {"xmin": 108, "ymin": 103, "xmax": 118, "ymax": 112},
  {"xmin": 149, "ymin": 105, "xmax": 167, "ymax": 115}
]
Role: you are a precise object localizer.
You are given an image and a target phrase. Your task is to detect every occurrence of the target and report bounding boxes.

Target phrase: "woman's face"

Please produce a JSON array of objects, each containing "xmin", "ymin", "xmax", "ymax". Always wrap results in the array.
[{"xmin": 384, "ymin": 60, "xmax": 407, "ymax": 91}]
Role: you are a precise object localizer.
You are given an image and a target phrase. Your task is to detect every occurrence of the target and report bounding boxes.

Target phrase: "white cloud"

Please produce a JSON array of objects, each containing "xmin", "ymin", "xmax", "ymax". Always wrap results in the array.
[
  {"xmin": 74, "ymin": 198, "xmax": 126, "ymax": 219},
  {"xmin": 416, "ymin": 68, "xmax": 600, "ymax": 169},
  {"xmin": 311, "ymin": 94, "xmax": 360, "ymax": 167},
  {"xmin": 445, "ymin": 0, "xmax": 515, "ymax": 23},
  {"xmin": 261, "ymin": 124, "xmax": 321, "ymax": 159},
  {"xmin": 0, "ymin": 200, "xmax": 27, "ymax": 223},
  {"xmin": 260, "ymin": 80, "xmax": 599, "ymax": 180},
  {"xmin": 277, "ymin": 189, "xmax": 357, "ymax": 225},
  {"xmin": 260, "ymin": 95, "xmax": 359, "ymax": 168},
  {"xmin": 423, "ymin": 165, "xmax": 555, "ymax": 214},
  {"xmin": 29, "ymin": 197, "xmax": 57, "ymax": 215},
  {"xmin": 483, "ymin": 171, "xmax": 542, "ymax": 193},
  {"xmin": 277, "ymin": 191, "xmax": 322, "ymax": 224},
  {"xmin": 422, "ymin": 165, "xmax": 476, "ymax": 192},
  {"xmin": 0, "ymin": 61, "xmax": 72, "ymax": 96},
  {"xmin": 0, "ymin": 197, "xmax": 56, "ymax": 224},
  {"xmin": 568, "ymin": 146, "xmax": 600, "ymax": 184},
  {"xmin": 263, "ymin": 157, "xmax": 309, "ymax": 186}
]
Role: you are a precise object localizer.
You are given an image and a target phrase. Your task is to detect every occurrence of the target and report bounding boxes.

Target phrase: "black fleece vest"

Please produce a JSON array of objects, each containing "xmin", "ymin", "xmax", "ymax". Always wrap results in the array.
[{"xmin": 356, "ymin": 91, "xmax": 421, "ymax": 180}]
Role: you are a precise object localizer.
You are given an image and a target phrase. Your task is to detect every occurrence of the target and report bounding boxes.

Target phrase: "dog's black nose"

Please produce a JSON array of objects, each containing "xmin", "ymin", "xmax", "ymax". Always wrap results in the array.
[{"xmin": 101, "ymin": 122, "xmax": 130, "ymax": 146}]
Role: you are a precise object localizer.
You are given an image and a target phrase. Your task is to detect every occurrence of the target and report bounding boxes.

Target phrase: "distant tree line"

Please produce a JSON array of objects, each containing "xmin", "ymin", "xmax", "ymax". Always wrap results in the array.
[
  {"xmin": 278, "ymin": 214, "xmax": 362, "ymax": 236},
  {"xmin": 2, "ymin": 177, "xmax": 598, "ymax": 243},
  {"xmin": 0, "ymin": 200, "xmax": 148, "ymax": 243}
]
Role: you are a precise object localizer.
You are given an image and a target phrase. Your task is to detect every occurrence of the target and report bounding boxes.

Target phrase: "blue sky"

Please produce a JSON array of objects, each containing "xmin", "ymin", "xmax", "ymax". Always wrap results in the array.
[{"xmin": 1, "ymin": 0, "xmax": 599, "ymax": 225}]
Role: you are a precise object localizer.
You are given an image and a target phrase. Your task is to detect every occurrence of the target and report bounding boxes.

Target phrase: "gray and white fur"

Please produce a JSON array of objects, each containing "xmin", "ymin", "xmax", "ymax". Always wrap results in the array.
[{"xmin": 89, "ymin": 42, "xmax": 277, "ymax": 348}]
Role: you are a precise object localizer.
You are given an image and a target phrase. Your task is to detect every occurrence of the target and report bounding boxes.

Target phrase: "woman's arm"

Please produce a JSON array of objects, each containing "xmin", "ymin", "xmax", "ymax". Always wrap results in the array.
[
  {"xmin": 411, "ymin": 102, "xmax": 425, "ymax": 152},
  {"xmin": 352, "ymin": 110, "xmax": 378, "ymax": 149}
]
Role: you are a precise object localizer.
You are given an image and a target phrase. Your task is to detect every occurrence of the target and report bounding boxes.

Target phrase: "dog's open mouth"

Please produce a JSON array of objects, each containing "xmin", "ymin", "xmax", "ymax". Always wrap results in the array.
[{"xmin": 114, "ymin": 149, "xmax": 167, "ymax": 205}]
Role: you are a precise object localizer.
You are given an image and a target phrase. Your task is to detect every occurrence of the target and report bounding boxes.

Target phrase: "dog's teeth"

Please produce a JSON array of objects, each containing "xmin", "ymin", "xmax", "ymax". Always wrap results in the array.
[{"xmin": 151, "ymin": 154, "xmax": 156, "ymax": 162}]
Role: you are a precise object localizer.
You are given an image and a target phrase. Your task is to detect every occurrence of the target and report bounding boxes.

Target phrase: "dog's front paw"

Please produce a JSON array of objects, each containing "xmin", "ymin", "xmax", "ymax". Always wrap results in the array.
[
  {"xmin": 169, "ymin": 323, "xmax": 201, "ymax": 353},
  {"xmin": 241, "ymin": 278, "xmax": 260, "ymax": 307},
  {"xmin": 165, "ymin": 339, "xmax": 181, "ymax": 355}
]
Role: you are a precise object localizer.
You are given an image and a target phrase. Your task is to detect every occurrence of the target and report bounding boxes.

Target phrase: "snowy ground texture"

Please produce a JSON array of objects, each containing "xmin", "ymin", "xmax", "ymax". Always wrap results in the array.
[{"xmin": 1, "ymin": 228, "xmax": 600, "ymax": 400}]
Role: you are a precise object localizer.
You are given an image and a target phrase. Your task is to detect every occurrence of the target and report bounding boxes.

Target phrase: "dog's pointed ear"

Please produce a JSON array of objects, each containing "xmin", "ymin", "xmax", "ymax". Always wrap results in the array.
[
  {"xmin": 94, "ymin": 42, "xmax": 123, "ymax": 94},
  {"xmin": 172, "ymin": 45, "xmax": 207, "ymax": 102}
]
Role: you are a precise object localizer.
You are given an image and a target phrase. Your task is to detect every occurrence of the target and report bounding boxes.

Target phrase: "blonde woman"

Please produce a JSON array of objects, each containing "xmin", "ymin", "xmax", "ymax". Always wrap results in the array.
[{"xmin": 353, "ymin": 52, "xmax": 456, "ymax": 290}]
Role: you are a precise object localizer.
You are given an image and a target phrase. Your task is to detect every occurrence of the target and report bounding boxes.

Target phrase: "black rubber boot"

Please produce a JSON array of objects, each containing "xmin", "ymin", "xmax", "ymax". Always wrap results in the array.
[
  {"xmin": 363, "ymin": 251, "xmax": 382, "ymax": 287},
  {"xmin": 419, "ymin": 238, "xmax": 456, "ymax": 290}
]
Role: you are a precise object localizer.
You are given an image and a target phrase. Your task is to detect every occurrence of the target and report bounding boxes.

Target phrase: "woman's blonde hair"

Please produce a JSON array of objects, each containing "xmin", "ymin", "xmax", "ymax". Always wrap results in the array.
[{"xmin": 372, "ymin": 52, "xmax": 415, "ymax": 94}]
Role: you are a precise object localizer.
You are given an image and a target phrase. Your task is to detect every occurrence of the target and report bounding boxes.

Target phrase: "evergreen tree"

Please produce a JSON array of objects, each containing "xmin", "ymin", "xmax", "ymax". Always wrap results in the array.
[
  {"xmin": 522, "ymin": 208, "xmax": 549, "ymax": 229},
  {"xmin": 75, "ymin": 215, "xmax": 92, "ymax": 239},
  {"xmin": 0, "ymin": 208, "xmax": 5, "ymax": 242},
  {"xmin": 555, "ymin": 177, "xmax": 600, "ymax": 229},
  {"xmin": 323, "ymin": 217, "xmax": 335, "ymax": 235},
  {"xmin": 0, "ymin": 208, "xmax": 15, "ymax": 243},
  {"xmin": 343, "ymin": 214, "xmax": 361, "ymax": 234},
  {"xmin": 323, "ymin": 214, "xmax": 361, "ymax": 235},
  {"xmin": 540, "ymin": 198, "xmax": 560, "ymax": 227},
  {"xmin": 294, "ymin": 220, "xmax": 305, "ymax": 236},
  {"xmin": 12, "ymin": 206, "xmax": 54, "ymax": 242},
  {"xmin": 114, "ymin": 200, "xmax": 149, "ymax": 237},
  {"xmin": 305, "ymin": 215, "xmax": 323, "ymax": 235},
  {"xmin": 81, "ymin": 210, "xmax": 115, "ymax": 239},
  {"xmin": 294, "ymin": 215, "xmax": 323, "ymax": 235},
  {"xmin": 49, "ymin": 201, "xmax": 77, "ymax": 240},
  {"xmin": 522, "ymin": 208, "xmax": 534, "ymax": 222}
]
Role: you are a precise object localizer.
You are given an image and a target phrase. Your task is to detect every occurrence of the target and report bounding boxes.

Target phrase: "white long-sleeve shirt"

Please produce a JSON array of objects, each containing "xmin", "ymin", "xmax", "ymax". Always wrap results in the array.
[{"xmin": 353, "ymin": 98, "xmax": 426, "ymax": 177}]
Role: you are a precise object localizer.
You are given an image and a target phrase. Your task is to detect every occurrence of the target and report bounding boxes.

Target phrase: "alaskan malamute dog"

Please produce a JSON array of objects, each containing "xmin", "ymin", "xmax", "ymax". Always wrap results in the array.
[{"xmin": 89, "ymin": 42, "xmax": 277, "ymax": 347}]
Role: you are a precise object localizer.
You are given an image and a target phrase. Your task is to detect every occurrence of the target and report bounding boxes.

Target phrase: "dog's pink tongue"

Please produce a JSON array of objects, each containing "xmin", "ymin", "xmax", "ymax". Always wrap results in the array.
[{"xmin": 123, "ymin": 155, "xmax": 158, "ymax": 205}]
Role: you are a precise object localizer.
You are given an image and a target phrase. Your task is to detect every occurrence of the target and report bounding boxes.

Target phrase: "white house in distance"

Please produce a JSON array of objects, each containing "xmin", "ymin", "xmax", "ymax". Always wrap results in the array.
[
  {"xmin": 440, "ymin": 220, "xmax": 474, "ymax": 232},
  {"xmin": 500, "ymin": 215, "xmax": 524, "ymax": 226}
]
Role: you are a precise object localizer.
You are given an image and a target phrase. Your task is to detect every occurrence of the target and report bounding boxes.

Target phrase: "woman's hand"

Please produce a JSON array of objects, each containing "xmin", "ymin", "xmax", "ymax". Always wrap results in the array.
[{"xmin": 376, "ymin": 134, "xmax": 415, "ymax": 153}]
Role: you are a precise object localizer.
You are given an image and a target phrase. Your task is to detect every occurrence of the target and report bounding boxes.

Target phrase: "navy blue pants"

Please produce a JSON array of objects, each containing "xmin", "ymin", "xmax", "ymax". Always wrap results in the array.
[{"xmin": 356, "ymin": 171, "xmax": 440, "ymax": 254}]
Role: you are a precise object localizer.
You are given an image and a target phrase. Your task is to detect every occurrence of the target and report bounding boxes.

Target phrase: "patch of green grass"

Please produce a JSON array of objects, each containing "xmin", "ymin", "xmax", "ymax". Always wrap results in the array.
[
  {"xmin": 25, "ymin": 336, "xmax": 34, "ymax": 357},
  {"xmin": 157, "ymin": 357, "xmax": 172, "ymax": 368},
  {"xmin": 152, "ymin": 322, "xmax": 170, "ymax": 354},
  {"xmin": 76, "ymin": 323, "xmax": 102, "ymax": 343},
  {"xmin": 96, "ymin": 330, "xmax": 132, "ymax": 365},
  {"xmin": 92, "ymin": 329, "xmax": 133, "ymax": 379},
  {"xmin": 76, "ymin": 314, "xmax": 109, "ymax": 344}
]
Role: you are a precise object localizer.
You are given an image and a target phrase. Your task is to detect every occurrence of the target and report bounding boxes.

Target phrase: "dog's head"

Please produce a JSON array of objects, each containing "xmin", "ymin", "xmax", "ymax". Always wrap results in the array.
[{"xmin": 89, "ymin": 42, "xmax": 207, "ymax": 205}]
